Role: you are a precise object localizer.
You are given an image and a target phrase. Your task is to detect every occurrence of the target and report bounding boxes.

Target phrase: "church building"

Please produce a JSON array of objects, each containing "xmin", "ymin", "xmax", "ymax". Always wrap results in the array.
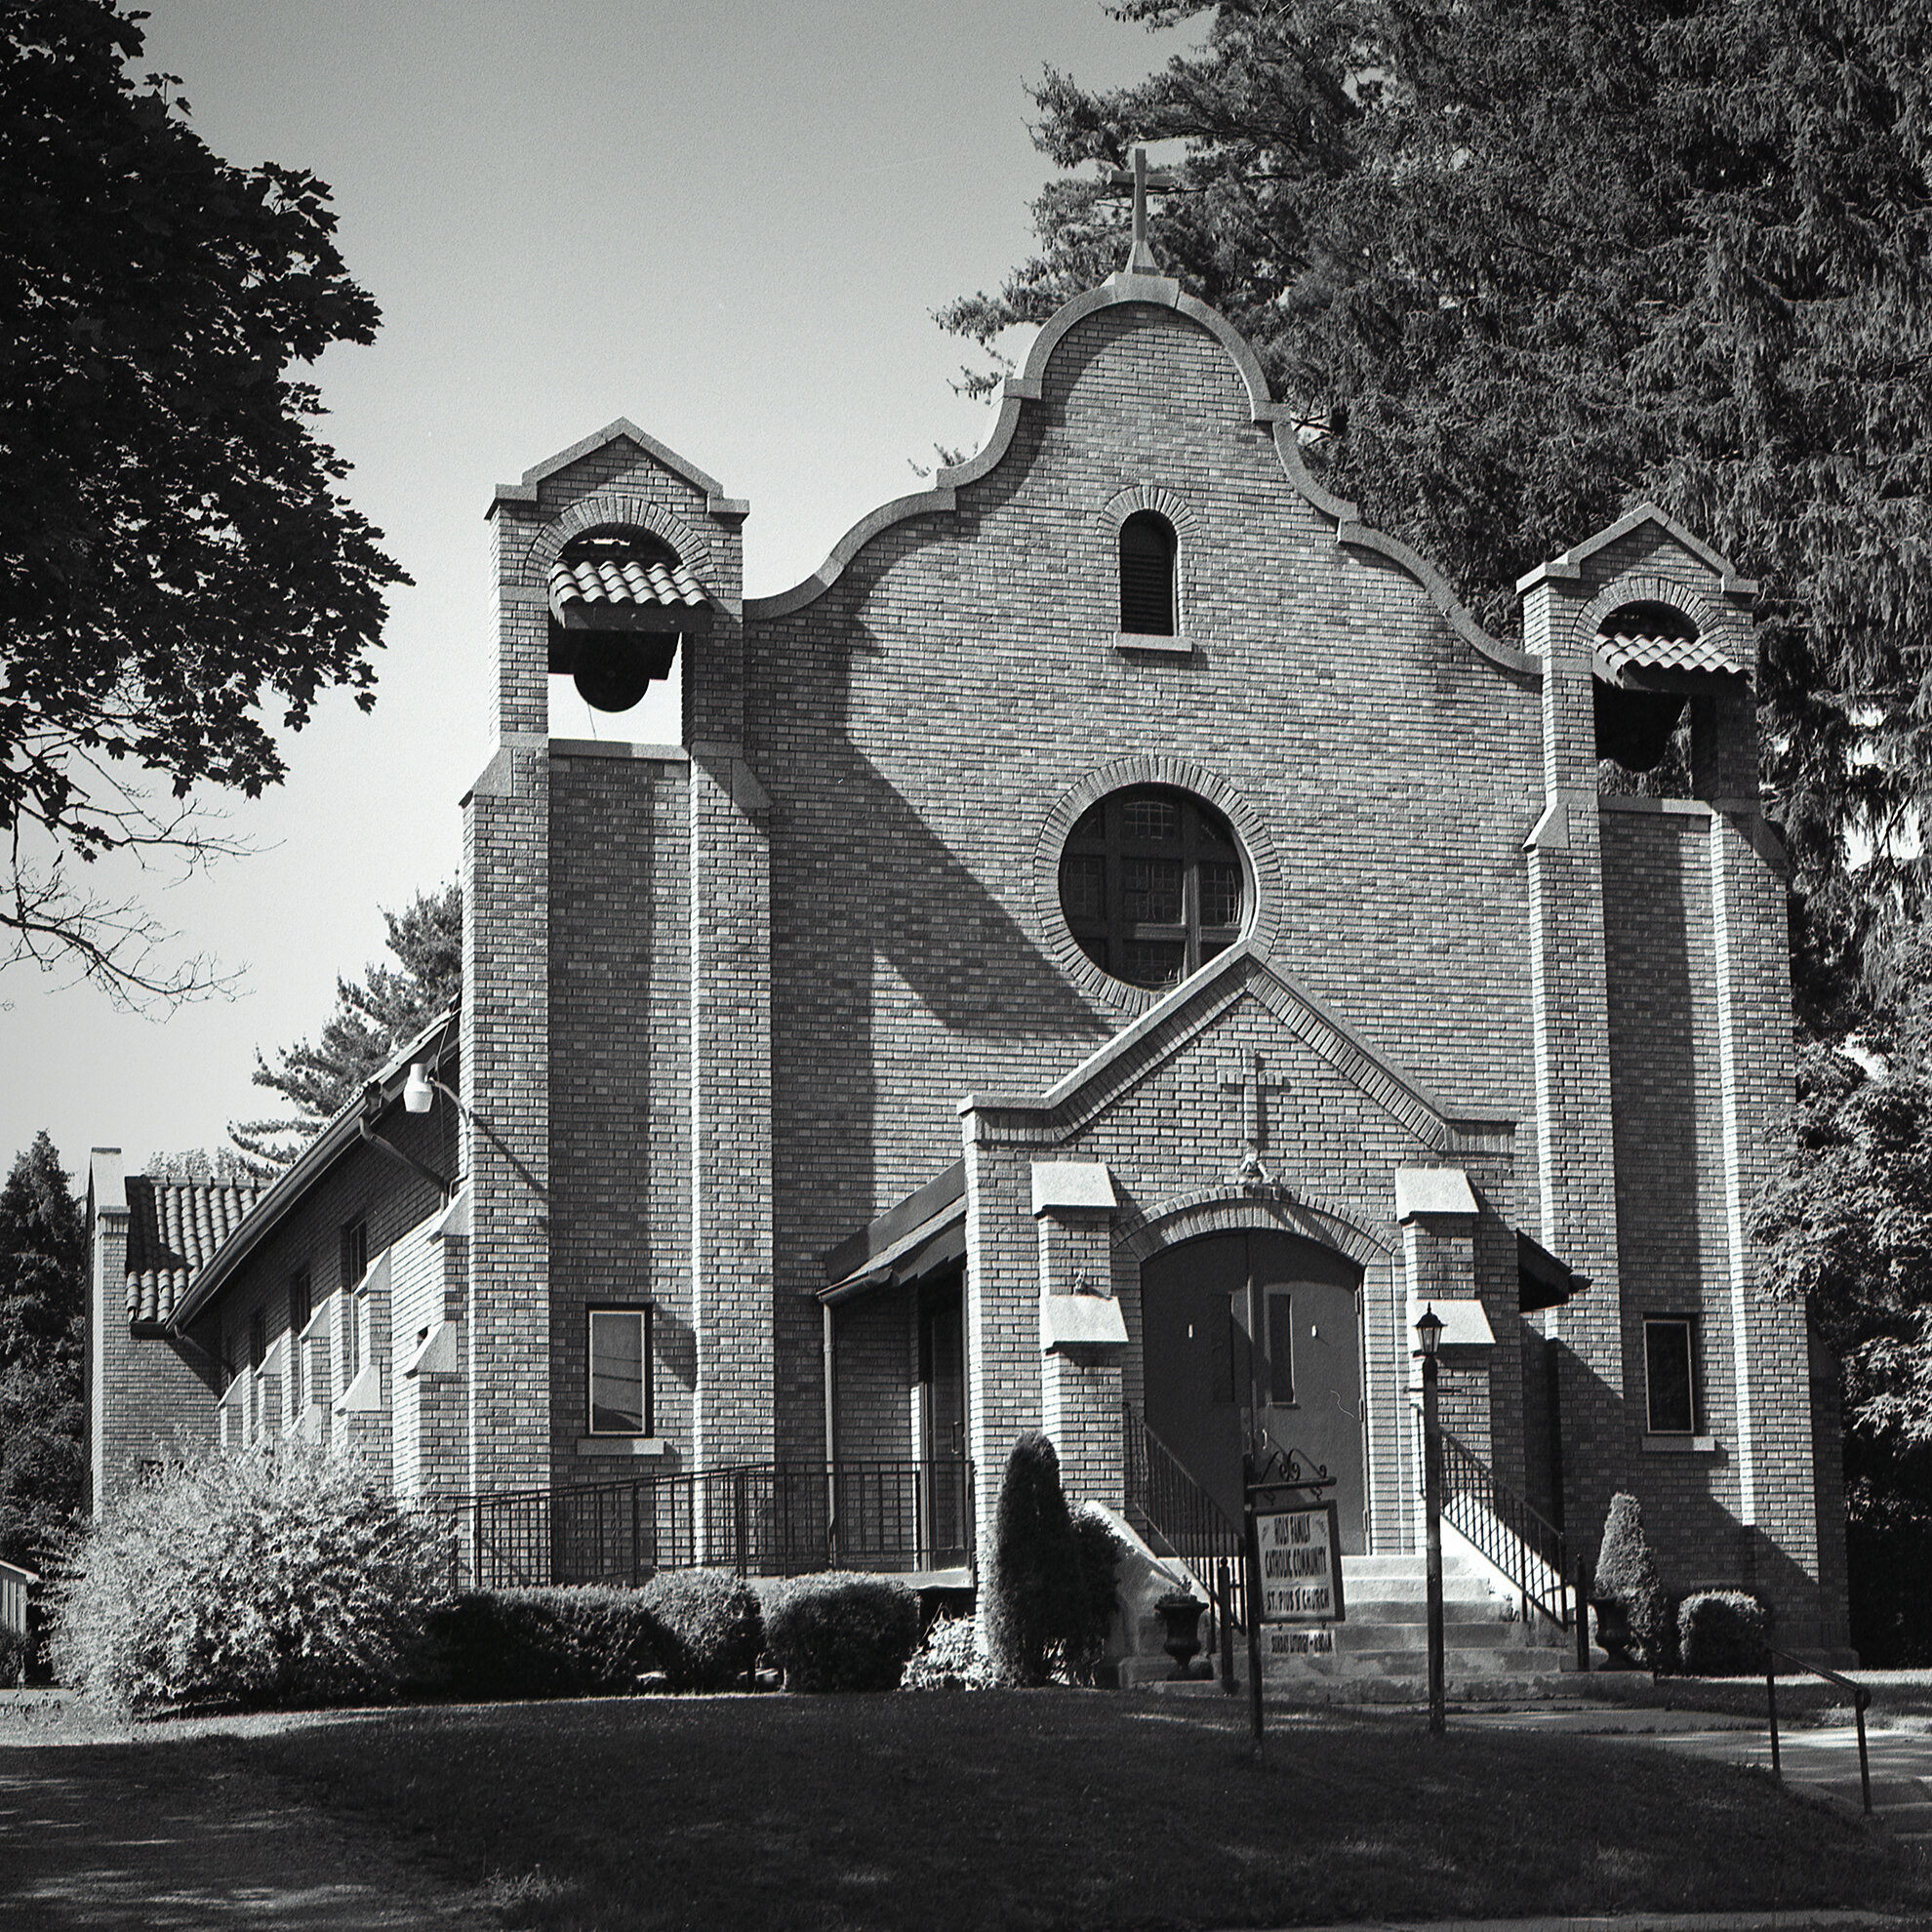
[{"xmin": 87, "ymin": 196, "xmax": 1852, "ymax": 1663}]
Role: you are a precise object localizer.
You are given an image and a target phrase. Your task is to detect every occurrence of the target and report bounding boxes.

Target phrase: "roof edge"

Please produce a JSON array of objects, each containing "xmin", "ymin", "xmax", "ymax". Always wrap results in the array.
[
  {"xmin": 168, "ymin": 1005, "xmax": 460, "ymax": 1332},
  {"xmin": 743, "ymin": 276, "xmax": 1529, "ymax": 676}
]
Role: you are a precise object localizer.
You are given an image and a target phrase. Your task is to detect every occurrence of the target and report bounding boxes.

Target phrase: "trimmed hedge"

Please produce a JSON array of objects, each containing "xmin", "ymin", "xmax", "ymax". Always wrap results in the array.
[
  {"xmin": 638, "ymin": 1568, "xmax": 762, "ymax": 1691},
  {"xmin": 1678, "ymin": 1590, "xmax": 1771, "ymax": 1676},
  {"xmin": 984, "ymin": 1432, "xmax": 1085, "ymax": 1686},
  {"xmin": 1593, "ymin": 1491, "xmax": 1672, "ymax": 1670},
  {"xmin": 760, "ymin": 1574, "xmax": 919, "ymax": 1692},
  {"xmin": 420, "ymin": 1587, "xmax": 656, "ymax": 1701},
  {"xmin": 1067, "ymin": 1509, "xmax": 1124, "ymax": 1681}
]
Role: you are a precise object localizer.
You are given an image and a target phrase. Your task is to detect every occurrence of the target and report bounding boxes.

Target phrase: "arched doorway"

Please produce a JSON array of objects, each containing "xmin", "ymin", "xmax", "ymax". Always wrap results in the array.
[{"xmin": 1140, "ymin": 1229, "xmax": 1367, "ymax": 1552}]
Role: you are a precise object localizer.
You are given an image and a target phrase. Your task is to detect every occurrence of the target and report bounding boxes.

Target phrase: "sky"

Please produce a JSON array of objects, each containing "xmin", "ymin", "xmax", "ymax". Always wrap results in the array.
[{"xmin": 3, "ymin": 0, "xmax": 1196, "ymax": 1189}]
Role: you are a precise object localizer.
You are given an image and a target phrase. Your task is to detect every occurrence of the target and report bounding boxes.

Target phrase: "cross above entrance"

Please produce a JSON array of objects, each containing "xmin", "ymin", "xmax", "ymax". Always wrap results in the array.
[
  {"xmin": 1102, "ymin": 146, "xmax": 1180, "ymax": 276},
  {"xmin": 1222, "ymin": 1051, "xmax": 1288, "ymax": 1158}
]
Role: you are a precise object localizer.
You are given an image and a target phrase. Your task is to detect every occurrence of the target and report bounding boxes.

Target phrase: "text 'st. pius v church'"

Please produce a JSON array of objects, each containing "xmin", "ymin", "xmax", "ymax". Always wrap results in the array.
[{"xmin": 89, "ymin": 173, "xmax": 1852, "ymax": 1673}]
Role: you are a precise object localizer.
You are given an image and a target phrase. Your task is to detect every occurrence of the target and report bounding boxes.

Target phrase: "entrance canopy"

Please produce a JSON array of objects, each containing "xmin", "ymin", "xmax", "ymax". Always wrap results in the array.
[{"xmin": 820, "ymin": 1162, "xmax": 965, "ymax": 1306}]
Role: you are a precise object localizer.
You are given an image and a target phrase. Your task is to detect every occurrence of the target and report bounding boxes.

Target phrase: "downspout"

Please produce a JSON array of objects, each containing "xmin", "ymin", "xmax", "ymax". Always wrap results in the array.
[{"xmin": 823, "ymin": 1299, "xmax": 838, "ymax": 1567}]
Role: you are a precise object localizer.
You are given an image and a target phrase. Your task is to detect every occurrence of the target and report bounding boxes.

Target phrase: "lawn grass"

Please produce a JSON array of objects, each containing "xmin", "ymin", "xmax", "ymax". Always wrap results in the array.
[{"xmin": 219, "ymin": 1689, "xmax": 1929, "ymax": 1932}]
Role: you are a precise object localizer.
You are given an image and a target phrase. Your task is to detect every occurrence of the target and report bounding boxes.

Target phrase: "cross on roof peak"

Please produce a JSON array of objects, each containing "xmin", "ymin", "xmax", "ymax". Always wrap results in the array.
[{"xmin": 1103, "ymin": 146, "xmax": 1180, "ymax": 276}]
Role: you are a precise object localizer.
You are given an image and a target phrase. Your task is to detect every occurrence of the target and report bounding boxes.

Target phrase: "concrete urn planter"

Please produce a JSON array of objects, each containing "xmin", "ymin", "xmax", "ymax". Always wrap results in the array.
[{"xmin": 1154, "ymin": 1591, "xmax": 1205, "ymax": 1680}]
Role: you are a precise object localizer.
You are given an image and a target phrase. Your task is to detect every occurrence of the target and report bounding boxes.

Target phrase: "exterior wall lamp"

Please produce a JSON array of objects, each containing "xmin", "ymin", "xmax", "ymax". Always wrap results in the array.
[{"xmin": 401, "ymin": 1063, "xmax": 547, "ymax": 1204}]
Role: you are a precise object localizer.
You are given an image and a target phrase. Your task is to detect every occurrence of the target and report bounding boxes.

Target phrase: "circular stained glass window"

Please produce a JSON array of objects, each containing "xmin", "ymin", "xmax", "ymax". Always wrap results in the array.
[{"xmin": 1057, "ymin": 785, "xmax": 1247, "ymax": 991}]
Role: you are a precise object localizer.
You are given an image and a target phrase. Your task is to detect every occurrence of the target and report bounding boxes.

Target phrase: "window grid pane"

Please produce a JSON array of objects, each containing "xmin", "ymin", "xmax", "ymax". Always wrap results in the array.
[
  {"xmin": 1123, "ymin": 857, "xmax": 1184, "ymax": 922},
  {"xmin": 1123, "ymin": 940, "xmax": 1187, "ymax": 987},
  {"xmin": 1060, "ymin": 853, "xmax": 1106, "ymax": 921},
  {"xmin": 1122, "ymin": 796, "xmax": 1181, "ymax": 843},
  {"xmin": 1200, "ymin": 861, "xmax": 1242, "ymax": 928}
]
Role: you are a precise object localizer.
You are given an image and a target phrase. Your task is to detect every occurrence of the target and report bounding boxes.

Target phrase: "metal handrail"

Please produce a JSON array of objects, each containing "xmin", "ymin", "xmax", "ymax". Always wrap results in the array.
[
  {"xmin": 1767, "ymin": 1644, "xmax": 1872, "ymax": 1814},
  {"xmin": 1122, "ymin": 1404, "xmax": 1249, "ymax": 1643},
  {"xmin": 1416, "ymin": 1410, "xmax": 1572, "ymax": 1632},
  {"xmin": 442, "ymin": 1457, "xmax": 974, "ymax": 1590}
]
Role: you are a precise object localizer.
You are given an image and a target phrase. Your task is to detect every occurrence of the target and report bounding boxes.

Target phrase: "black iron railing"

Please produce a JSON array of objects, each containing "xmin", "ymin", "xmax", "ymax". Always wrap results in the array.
[
  {"xmin": 444, "ymin": 1459, "xmax": 974, "ymax": 1592},
  {"xmin": 1421, "ymin": 1414, "xmax": 1571, "ymax": 1631},
  {"xmin": 1122, "ymin": 1404, "xmax": 1248, "ymax": 1637}
]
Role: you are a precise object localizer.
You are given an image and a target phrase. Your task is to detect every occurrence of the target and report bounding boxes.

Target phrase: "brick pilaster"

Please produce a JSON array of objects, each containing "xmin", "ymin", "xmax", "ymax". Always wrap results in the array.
[{"xmin": 1521, "ymin": 570, "xmax": 1630, "ymax": 1532}]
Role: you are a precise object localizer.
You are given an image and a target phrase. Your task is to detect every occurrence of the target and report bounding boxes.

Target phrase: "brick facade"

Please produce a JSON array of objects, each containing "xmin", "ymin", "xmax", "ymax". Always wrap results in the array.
[{"xmin": 87, "ymin": 260, "xmax": 1849, "ymax": 1655}]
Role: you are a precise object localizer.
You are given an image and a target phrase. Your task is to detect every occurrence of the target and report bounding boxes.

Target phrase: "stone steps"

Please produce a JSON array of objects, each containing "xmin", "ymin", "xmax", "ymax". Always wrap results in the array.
[{"xmin": 1124, "ymin": 1550, "xmax": 1578, "ymax": 1699}]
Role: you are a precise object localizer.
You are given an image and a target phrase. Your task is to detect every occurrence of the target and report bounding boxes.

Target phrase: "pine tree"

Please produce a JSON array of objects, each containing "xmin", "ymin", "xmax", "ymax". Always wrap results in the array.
[
  {"xmin": 945, "ymin": 0, "xmax": 1932, "ymax": 1015},
  {"xmin": 229, "ymin": 884, "xmax": 461, "ymax": 1174},
  {"xmin": 0, "ymin": 1133, "xmax": 86, "ymax": 1566}
]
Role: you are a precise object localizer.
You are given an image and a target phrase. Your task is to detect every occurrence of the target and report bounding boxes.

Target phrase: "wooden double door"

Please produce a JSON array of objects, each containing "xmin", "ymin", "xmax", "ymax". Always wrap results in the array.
[{"xmin": 1141, "ymin": 1230, "xmax": 1367, "ymax": 1552}]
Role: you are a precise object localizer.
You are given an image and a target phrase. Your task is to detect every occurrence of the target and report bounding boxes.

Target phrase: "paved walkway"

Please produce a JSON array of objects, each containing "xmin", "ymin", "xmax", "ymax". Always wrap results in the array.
[{"xmin": 1462, "ymin": 1704, "xmax": 1932, "ymax": 1847}]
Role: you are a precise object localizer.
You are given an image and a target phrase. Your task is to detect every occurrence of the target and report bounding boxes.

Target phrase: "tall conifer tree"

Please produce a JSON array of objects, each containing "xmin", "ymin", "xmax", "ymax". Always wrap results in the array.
[{"xmin": 944, "ymin": 0, "xmax": 1932, "ymax": 1019}]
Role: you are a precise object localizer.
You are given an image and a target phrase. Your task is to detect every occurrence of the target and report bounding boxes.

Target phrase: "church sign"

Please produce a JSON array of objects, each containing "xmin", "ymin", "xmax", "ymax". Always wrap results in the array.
[{"xmin": 1255, "ymin": 1500, "xmax": 1346, "ymax": 1626}]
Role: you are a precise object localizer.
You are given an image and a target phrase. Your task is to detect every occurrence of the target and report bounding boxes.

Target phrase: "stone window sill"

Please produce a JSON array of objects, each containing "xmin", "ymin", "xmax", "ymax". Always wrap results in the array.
[
  {"xmin": 575, "ymin": 1436, "xmax": 666, "ymax": 1459},
  {"xmin": 1111, "ymin": 630, "xmax": 1194, "ymax": 657},
  {"xmin": 1641, "ymin": 1433, "xmax": 1719, "ymax": 1455}
]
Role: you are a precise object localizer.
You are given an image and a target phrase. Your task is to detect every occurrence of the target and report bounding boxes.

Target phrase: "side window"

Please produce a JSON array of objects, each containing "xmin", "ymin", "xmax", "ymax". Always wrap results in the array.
[
  {"xmin": 1118, "ymin": 510, "xmax": 1178, "ymax": 636},
  {"xmin": 289, "ymin": 1270, "xmax": 312, "ymax": 1409},
  {"xmin": 1643, "ymin": 1316, "xmax": 1697, "ymax": 1433},
  {"xmin": 342, "ymin": 1222, "xmax": 368, "ymax": 1379},
  {"xmin": 249, "ymin": 1307, "xmax": 266, "ymax": 1373},
  {"xmin": 587, "ymin": 1307, "xmax": 654, "ymax": 1436}
]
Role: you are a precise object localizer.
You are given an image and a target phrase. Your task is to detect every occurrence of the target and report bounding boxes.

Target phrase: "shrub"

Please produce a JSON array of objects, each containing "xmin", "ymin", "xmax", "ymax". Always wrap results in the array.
[
  {"xmin": 637, "ymin": 1568, "xmax": 762, "ymax": 1691},
  {"xmin": 1678, "ymin": 1590, "xmax": 1772, "ymax": 1676},
  {"xmin": 420, "ymin": 1587, "xmax": 657, "ymax": 1701},
  {"xmin": 983, "ymin": 1432, "xmax": 1085, "ymax": 1686},
  {"xmin": 1593, "ymin": 1491, "xmax": 1672, "ymax": 1670},
  {"xmin": 48, "ymin": 1442, "xmax": 448, "ymax": 1714},
  {"xmin": 760, "ymin": 1574, "xmax": 919, "ymax": 1692},
  {"xmin": 1065, "ymin": 1509, "xmax": 1124, "ymax": 1681},
  {"xmin": 0, "ymin": 1625, "xmax": 28, "ymax": 1688},
  {"xmin": 901, "ymin": 1614, "xmax": 996, "ymax": 1692}
]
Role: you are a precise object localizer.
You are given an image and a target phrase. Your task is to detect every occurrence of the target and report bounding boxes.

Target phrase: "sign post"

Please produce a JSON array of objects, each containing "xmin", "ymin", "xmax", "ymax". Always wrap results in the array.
[{"xmin": 1238, "ymin": 1272, "xmax": 1345, "ymax": 1758}]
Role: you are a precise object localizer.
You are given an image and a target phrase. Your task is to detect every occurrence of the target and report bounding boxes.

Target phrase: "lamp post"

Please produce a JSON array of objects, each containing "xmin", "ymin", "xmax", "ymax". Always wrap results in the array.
[{"xmin": 1415, "ymin": 1304, "xmax": 1446, "ymax": 1736}]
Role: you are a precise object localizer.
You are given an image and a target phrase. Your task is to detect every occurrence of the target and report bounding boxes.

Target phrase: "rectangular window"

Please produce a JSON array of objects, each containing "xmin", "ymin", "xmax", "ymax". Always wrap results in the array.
[
  {"xmin": 249, "ymin": 1307, "xmax": 266, "ymax": 1372},
  {"xmin": 342, "ymin": 1222, "xmax": 368, "ymax": 1380},
  {"xmin": 341, "ymin": 1220, "xmax": 368, "ymax": 1292},
  {"xmin": 289, "ymin": 1271, "xmax": 312, "ymax": 1410},
  {"xmin": 1266, "ymin": 1288, "xmax": 1296, "ymax": 1406},
  {"xmin": 588, "ymin": 1307, "xmax": 653, "ymax": 1436},
  {"xmin": 1644, "ymin": 1317, "xmax": 1696, "ymax": 1434}
]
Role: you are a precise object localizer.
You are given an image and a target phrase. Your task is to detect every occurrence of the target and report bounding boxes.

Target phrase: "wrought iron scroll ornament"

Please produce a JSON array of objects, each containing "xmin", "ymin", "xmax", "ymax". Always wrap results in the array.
[{"xmin": 1245, "ymin": 1436, "xmax": 1335, "ymax": 1496}]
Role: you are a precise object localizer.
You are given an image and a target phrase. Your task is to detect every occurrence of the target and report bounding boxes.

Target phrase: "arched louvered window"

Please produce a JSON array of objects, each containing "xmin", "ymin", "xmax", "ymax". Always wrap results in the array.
[{"xmin": 1119, "ymin": 511, "xmax": 1178, "ymax": 636}]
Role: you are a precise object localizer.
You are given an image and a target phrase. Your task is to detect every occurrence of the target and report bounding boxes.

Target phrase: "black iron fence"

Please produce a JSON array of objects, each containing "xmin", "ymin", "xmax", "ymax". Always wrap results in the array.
[
  {"xmin": 1425, "ymin": 1415, "xmax": 1571, "ymax": 1631},
  {"xmin": 1121, "ymin": 1403, "xmax": 1249, "ymax": 1635},
  {"xmin": 442, "ymin": 1458, "xmax": 974, "ymax": 1591}
]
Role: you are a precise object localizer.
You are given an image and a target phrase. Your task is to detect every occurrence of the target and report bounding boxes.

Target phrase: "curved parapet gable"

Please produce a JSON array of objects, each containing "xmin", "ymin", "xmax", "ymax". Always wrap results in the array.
[{"xmin": 745, "ymin": 270, "xmax": 1538, "ymax": 681}]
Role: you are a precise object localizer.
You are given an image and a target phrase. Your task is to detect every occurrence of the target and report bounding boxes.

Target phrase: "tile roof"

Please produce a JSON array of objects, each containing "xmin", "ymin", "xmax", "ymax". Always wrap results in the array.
[
  {"xmin": 548, "ymin": 556, "xmax": 708, "ymax": 619},
  {"xmin": 1594, "ymin": 628, "xmax": 1746, "ymax": 682},
  {"xmin": 124, "ymin": 1177, "xmax": 262, "ymax": 1324}
]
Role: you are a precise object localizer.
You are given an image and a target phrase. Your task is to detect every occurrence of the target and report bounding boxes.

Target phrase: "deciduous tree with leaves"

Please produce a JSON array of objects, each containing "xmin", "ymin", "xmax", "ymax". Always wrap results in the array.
[
  {"xmin": 229, "ymin": 884, "xmax": 461, "ymax": 1174},
  {"xmin": 1, "ymin": 0, "xmax": 407, "ymax": 1002}
]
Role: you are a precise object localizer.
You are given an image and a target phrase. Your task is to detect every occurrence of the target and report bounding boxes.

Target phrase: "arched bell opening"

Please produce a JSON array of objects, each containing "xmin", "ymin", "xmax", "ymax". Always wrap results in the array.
[
  {"xmin": 1593, "ymin": 599, "xmax": 1699, "ymax": 796},
  {"xmin": 546, "ymin": 528, "xmax": 712, "ymax": 727},
  {"xmin": 1138, "ymin": 1228, "xmax": 1367, "ymax": 1552}
]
